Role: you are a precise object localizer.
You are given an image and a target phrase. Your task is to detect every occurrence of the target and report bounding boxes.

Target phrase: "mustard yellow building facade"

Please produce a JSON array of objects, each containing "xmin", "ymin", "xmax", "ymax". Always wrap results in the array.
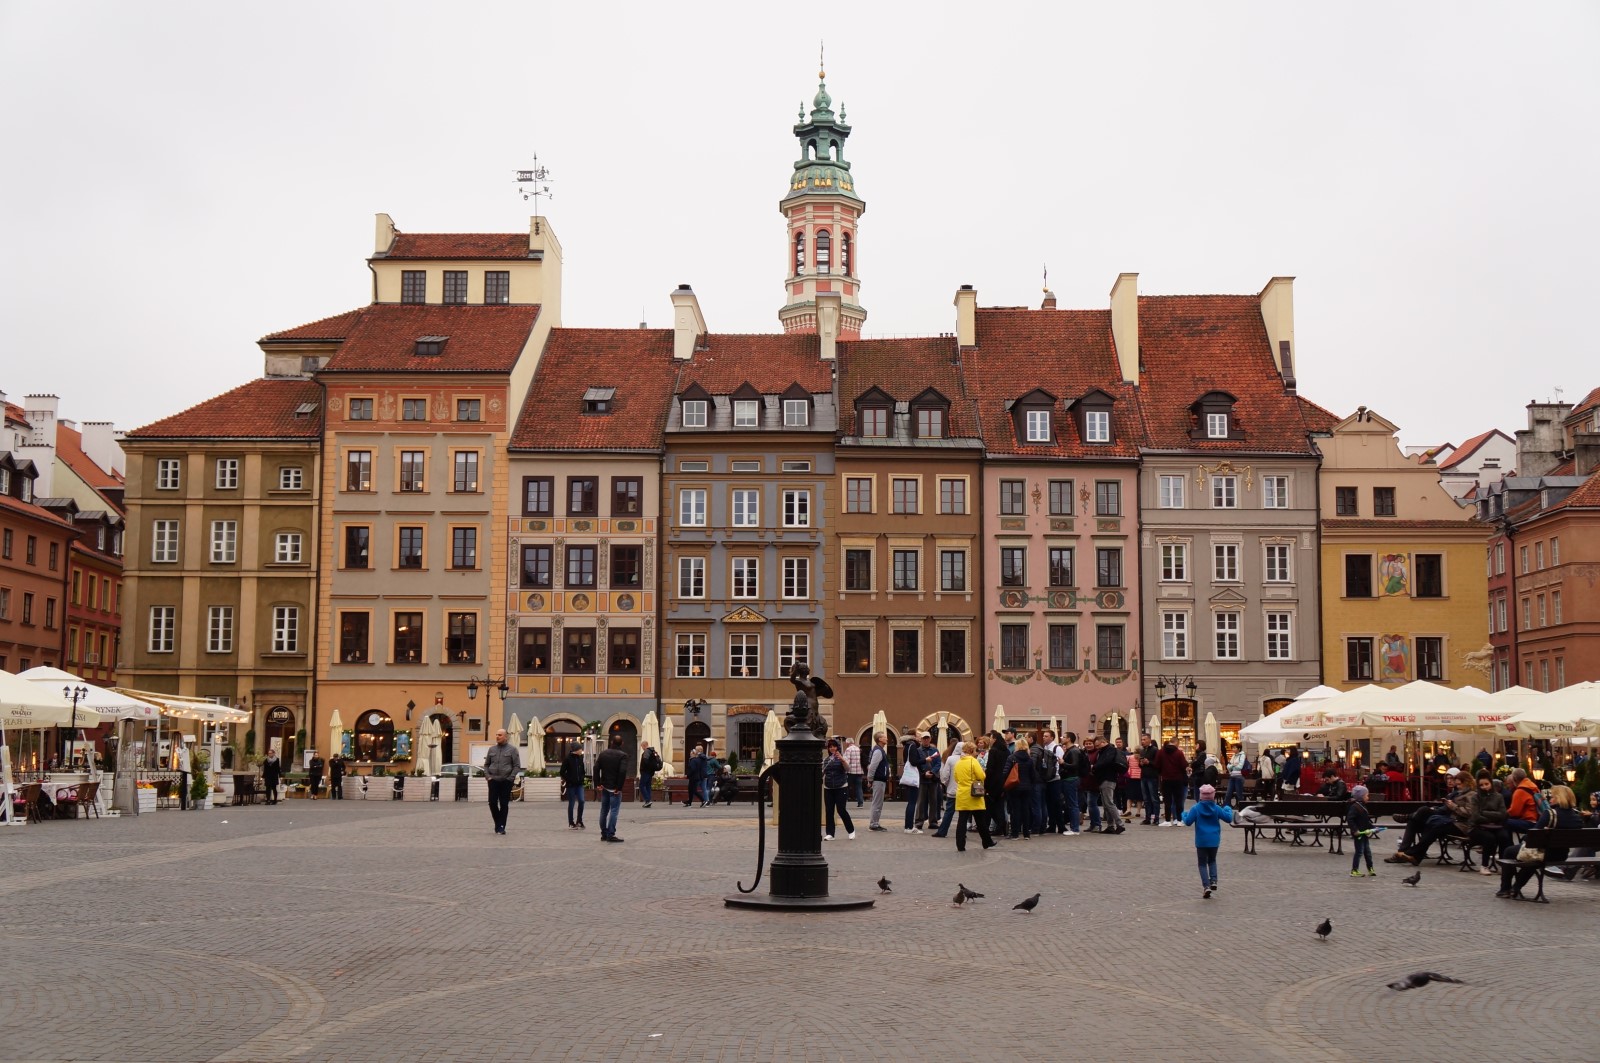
[{"xmin": 1318, "ymin": 408, "xmax": 1491, "ymax": 691}]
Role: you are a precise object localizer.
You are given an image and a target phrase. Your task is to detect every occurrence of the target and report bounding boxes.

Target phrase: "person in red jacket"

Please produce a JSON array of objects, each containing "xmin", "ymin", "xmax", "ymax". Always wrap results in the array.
[
  {"xmin": 1504, "ymin": 768, "xmax": 1541, "ymax": 836},
  {"xmin": 1155, "ymin": 741, "xmax": 1189, "ymax": 826}
]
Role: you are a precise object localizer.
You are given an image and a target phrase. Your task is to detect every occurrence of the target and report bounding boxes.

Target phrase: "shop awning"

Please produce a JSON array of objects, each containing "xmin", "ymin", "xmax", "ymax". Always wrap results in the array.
[
  {"xmin": 110, "ymin": 688, "xmax": 250, "ymax": 723},
  {"xmin": 18, "ymin": 667, "xmax": 162, "ymax": 723}
]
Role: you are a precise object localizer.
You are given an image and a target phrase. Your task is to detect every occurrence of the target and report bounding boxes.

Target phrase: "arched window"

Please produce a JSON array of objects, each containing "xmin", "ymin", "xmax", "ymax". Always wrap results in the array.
[
  {"xmin": 815, "ymin": 229, "xmax": 831, "ymax": 273},
  {"xmin": 794, "ymin": 230, "xmax": 806, "ymax": 275},
  {"xmin": 353, "ymin": 709, "xmax": 396, "ymax": 762},
  {"xmin": 807, "ymin": 138, "xmax": 818, "ymax": 161},
  {"xmin": 840, "ymin": 232, "xmax": 852, "ymax": 276}
]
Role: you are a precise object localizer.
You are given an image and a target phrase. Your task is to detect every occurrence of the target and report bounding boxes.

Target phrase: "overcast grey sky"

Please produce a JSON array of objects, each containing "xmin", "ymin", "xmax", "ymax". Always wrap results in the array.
[{"xmin": 2, "ymin": 2, "xmax": 1596, "ymax": 447}]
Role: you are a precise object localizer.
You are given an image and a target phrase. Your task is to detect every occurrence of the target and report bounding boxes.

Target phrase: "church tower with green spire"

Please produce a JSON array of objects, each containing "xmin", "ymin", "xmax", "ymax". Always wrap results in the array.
[{"xmin": 778, "ymin": 60, "xmax": 867, "ymax": 337}]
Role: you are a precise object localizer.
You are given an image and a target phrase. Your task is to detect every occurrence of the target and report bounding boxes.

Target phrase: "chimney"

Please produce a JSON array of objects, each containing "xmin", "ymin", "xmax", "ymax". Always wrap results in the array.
[
  {"xmin": 1259, "ymin": 276, "xmax": 1295, "ymax": 380},
  {"xmin": 80, "ymin": 421, "xmax": 125, "ymax": 477},
  {"xmin": 670, "ymin": 284, "xmax": 707, "ymax": 361},
  {"xmin": 954, "ymin": 285, "xmax": 977, "ymax": 347},
  {"xmin": 23, "ymin": 394, "xmax": 58, "ymax": 446},
  {"xmin": 1041, "ymin": 289, "xmax": 1057, "ymax": 310},
  {"xmin": 815, "ymin": 292, "xmax": 842, "ymax": 361},
  {"xmin": 1109, "ymin": 273, "xmax": 1139, "ymax": 384},
  {"xmin": 374, "ymin": 213, "xmax": 397, "ymax": 256}
]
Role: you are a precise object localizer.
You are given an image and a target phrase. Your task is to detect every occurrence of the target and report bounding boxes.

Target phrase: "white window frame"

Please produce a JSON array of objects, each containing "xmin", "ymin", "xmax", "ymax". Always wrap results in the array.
[
  {"xmin": 149, "ymin": 605, "xmax": 175, "ymax": 653},
  {"xmin": 1206, "ymin": 413, "xmax": 1229, "ymax": 439},
  {"xmin": 677, "ymin": 556, "xmax": 705, "ymax": 599},
  {"xmin": 782, "ymin": 489, "xmax": 811, "ymax": 528},
  {"xmin": 1265, "ymin": 543, "xmax": 1291, "ymax": 583},
  {"xmin": 279, "ymin": 466, "xmax": 304, "ymax": 491},
  {"xmin": 783, "ymin": 399, "xmax": 809, "ymax": 427},
  {"xmin": 1266, "ymin": 611, "xmax": 1293, "ymax": 660},
  {"xmin": 732, "ymin": 557, "xmax": 759, "ymax": 599},
  {"xmin": 156, "ymin": 458, "xmax": 181, "ymax": 491},
  {"xmin": 215, "ymin": 458, "xmax": 239, "ymax": 489},
  {"xmin": 1160, "ymin": 542, "xmax": 1187, "ymax": 583},
  {"xmin": 729, "ymin": 633, "xmax": 760, "ymax": 678},
  {"xmin": 733, "ymin": 399, "xmax": 759, "ymax": 428},
  {"xmin": 1211, "ymin": 475, "xmax": 1237, "ymax": 508},
  {"xmin": 778, "ymin": 633, "xmax": 810, "ymax": 673},
  {"xmin": 152, "ymin": 519, "xmax": 179, "ymax": 563},
  {"xmin": 272, "ymin": 606, "xmax": 299, "ymax": 654},
  {"xmin": 1085, "ymin": 410, "xmax": 1110, "ymax": 443},
  {"xmin": 207, "ymin": 606, "xmax": 234, "ymax": 653},
  {"xmin": 1158, "ymin": 474, "xmax": 1185, "ymax": 508},
  {"xmin": 676, "ymin": 633, "xmax": 707, "ymax": 678},
  {"xmin": 1214, "ymin": 611, "xmax": 1241, "ymax": 660},
  {"xmin": 1262, "ymin": 475, "xmax": 1289, "ymax": 509},
  {"xmin": 679, "ymin": 488, "xmax": 707, "ymax": 527},
  {"xmin": 210, "ymin": 520, "xmax": 237, "ymax": 564},
  {"xmin": 782, "ymin": 556, "xmax": 810, "ymax": 599},
  {"xmin": 1026, "ymin": 409, "xmax": 1051, "ymax": 442},
  {"xmin": 731, "ymin": 488, "xmax": 760, "ymax": 527},
  {"xmin": 275, "ymin": 532, "xmax": 303, "ymax": 564},
  {"xmin": 1213, "ymin": 542, "xmax": 1239, "ymax": 582},
  {"xmin": 682, "ymin": 400, "xmax": 708, "ymax": 428},
  {"xmin": 1162, "ymin": 611, "xmax": 1189, "ymax": 660}
]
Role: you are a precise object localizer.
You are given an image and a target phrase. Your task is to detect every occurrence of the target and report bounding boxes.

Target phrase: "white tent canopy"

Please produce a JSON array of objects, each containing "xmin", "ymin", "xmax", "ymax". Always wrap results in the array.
[
  {"xmin": 20, "ymin": 667, "xmax": 160, "ymax": 724},
  {"xmin": 1495, "ymin": 682, "xmax": 1600, "ymax": 736},
  {"xmin": 1, "ymin": 670, "xmax": 78, "ymax": 727},
  {"xmin": 1321, "ymin": 680, "xmax": 1518, "ymax": 732},
  {"xmin": 1274, "ymin": 684, "xmax": 1393, "ymax": 730},
  {"xmin": 111, "ymin": 687, "xmax": 249, "ymax": 723}
]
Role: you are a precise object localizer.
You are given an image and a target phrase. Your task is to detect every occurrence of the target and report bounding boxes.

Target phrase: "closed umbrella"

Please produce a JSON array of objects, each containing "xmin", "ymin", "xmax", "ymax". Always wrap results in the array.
[
  {"xmin": 936, "ymin": 712, "xmax": 949, "ymax": 752},
  {"xmin": 1126, "ymin": 704, "xmax": 1142, "ymax": 748},
  {"xmin": 427, "ymin": 718, "xmax": 444, "ymax": 776},
  {"xmin": 525, "ymin": 716, "xmax": 546, "ymax": 774},
  {"xmin": 1204, "ymin": 712, "xmax": 1221, "ymax": 761},
  {"xmin": 327, "ymin": 709, "xmax": 345, "ymax": 763},
  {"xmin": 762, "ymin": 708, "xmax": 782, "ymax": 769},
  {"xmin": 992, "ymin": 704, "xmax": 1007, "ymax": 733},
  {"xmin": 640, "ymin": 712, "xmax": 660, "ymax": 771},
  {"xmin": 507, "ymin": 713, "xmax": 525, "ymax": 749},
  {"xmin": 1107, "ymin": 712, "xmax": 1121, "ymax": 744},
  {"xmin": 661, "ymin": 715, "xmax": 675, "ymax": 775},
  {"xmin": 870, "ymin": 709, "xmax": 889, "ymax": 742}
]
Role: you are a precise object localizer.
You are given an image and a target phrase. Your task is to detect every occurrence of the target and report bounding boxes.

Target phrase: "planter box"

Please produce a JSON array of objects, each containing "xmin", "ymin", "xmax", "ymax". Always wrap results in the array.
[
  {"xmin": 465, "ymin": 777, "xmax": 490, "ymax": 803},
  {"xmin": 401, "ymin": 778, "xmax": 435, "ymax": 802},
  {"xmin": 136, "ymin": 789, "xmax": 157, "ymax": 814},
  {"xmin": 520, "ymin": 778, "xmax": 561, "ymax": 801}
]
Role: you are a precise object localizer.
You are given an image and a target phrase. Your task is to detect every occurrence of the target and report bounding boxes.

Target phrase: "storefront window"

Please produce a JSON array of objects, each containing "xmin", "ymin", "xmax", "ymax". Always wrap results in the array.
[{"xmin": 354, "ymin": 710, "xmax": 396, "ymax": 761}]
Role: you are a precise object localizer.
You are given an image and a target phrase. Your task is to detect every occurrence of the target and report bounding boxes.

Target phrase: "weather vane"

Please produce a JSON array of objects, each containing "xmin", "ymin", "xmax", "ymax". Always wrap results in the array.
[{"xmin": 516, "ymin": 153, "xmax": 554, "ymax": 216}]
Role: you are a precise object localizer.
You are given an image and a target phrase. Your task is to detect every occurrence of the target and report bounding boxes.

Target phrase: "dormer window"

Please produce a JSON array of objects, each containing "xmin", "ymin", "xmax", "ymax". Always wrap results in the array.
[
  {"xmin": 682, "ymin": 400, "xmax": 708, "ymax": 428},
  {"xmin": 1007, "ymin": 389, "xmax": 1057, "ymax": 446},
  {"xmin": 780, "ymin": 382, "xmax": 812, "ymax": 428},
  {"xmin": 1188, "ymin": 391, "xmax": 1241, "ymax": 441},
  {"xmin": 582, "ymin": 387, "xmax": 615, "ymax": 415},
  {"xmin": 731, "ymin": 382, "xmax": 761, "ymax": 428},
  {"xmin": 909, "ymin": 388, "xmax": 950, "ymax": 440},
  {"xmin": 853, "ymin": 386, "xmax": 893, "ymax": 439},
  {"xmin": 414, "ymin": 335, "xmax": 447, "ymax": 356},
  {"xmin": 1071, "ymin": 388, "xmax": 1115, "ymax": 445},
  {"xmin": 1027, "ymin": 411, "xmax": 1050, "ymax": 442}
]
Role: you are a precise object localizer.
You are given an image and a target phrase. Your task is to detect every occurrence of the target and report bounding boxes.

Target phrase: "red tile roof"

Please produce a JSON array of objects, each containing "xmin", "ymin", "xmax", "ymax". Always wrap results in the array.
[
  {"xmin": 126, "ymin": 378, "xmax": 324, "ymax": 440},
  {"xmin": 1135, "ymin": 295, "xmax": 1324, "ymax": 454},
  {"xmin": 260, "ymin": 309, "xmax": 365, "ymax": 343},
  {"xmin": 0, "ymin": 491, "xmax": 78, "ymax": 531},
  {"xmin": 4, "ymin": 402, "xmax": 24, "ymax": 428},
  {"xmin": 380, "ymin": 233, "xmax": 529, "ymax": 260},
  {"xmin": 510, "ymin": 329, "xmax": 679, "ymax": 451},
  {"xmin": 1545, "ymin": 466, "xmax": 1600, "ymax": 512},
  {"xmin": 1438, "ymin": 428, "xmax": 1511, "ymax": 470},
  {"xmin": 672, "ymin": 334, "xmax": 832, "ymax": 393},
  {"xmin": 1566, "ymin": 385, "xmax": 1600, "ymax": 421},
  {"xmin": 836, "ymin": 337, "xmax": 980, "ymax": 439},
  {"xmin": 55, "ymin": 422, "xmax": 124, "ymax": 493},
  {"xmin": 1322, "ymin": 518, "xmax": 1484, "ymax": 531},
  {"xmin": 321, "ymin": 304, "xmax": 540, "ymax": 373},
  {"xmin": 963, "ymin": 307, "xmax": 1140, "ymax": 459}
]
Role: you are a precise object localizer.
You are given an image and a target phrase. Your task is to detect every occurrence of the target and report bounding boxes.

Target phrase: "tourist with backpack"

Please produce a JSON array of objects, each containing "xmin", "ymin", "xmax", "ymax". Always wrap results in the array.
[
  {"xmin": 1503, "ymin": 767, "xmax": 1543, "ymax": 837},
  {"xmin": 638, "ymin": 741, "xmax": 662, "ymax": 808},
  {"xmin": 1030, "ymin": 732, "xmax": 1058, "ymax": 834}
]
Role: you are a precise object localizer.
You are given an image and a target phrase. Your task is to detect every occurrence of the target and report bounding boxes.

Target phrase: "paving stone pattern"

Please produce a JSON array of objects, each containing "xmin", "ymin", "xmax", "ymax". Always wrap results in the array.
[{"xmin": 2, "ymin": 796, "xmax": 1596, "ymax": 1062}]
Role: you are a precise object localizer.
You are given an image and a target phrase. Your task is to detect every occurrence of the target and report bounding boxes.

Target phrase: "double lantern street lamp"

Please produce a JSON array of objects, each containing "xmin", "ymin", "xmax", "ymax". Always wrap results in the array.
[
  {"xmin": 1151, "ymin": 675, "xmax": 1199, "ymax": 744},
  {"xmin": 62, "ymin": 685, "xmax": 88, "ymax": 770},
  {"xmin": 464, "ymin": 676, "xmax": 509, "ymax": 735}
]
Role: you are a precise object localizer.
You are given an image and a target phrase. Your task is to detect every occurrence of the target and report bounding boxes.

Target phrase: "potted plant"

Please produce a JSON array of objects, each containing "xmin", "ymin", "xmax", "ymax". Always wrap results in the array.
[{"xmin": 190, "ymin": 770, "xmax": 211, "ymax": 810}]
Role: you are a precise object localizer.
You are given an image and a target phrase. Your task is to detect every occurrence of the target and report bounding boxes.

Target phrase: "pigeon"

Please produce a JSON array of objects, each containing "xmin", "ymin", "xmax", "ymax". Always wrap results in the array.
[
  {"xmin": 959, "ymin": 883, "xmax": 984, "ymax": 901},
  {"xmin": 1402, "ymin": 869, "xmax": 1422, "ymax": 887},
  {"xmin": 877, "ymin": 877, "xmax": 892, "ymax": 894},
  {"xmin": 1314, "ymin": 918, "xmax": 1332, "ymax": 941},
  {"xmin": 952, "ymin": 889, "xmax": 967, "ymax": 906},
  {"xmin": 1013, "ymin": 893, "xmax": 1041, "ymax": 914},
  {"xmin": 1387, "ymin": 971, "xmax": 1466, "ymax": 991}
]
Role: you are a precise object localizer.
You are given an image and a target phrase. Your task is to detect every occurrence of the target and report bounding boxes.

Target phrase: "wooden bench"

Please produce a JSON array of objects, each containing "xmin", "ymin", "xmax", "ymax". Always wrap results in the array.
[
  {"xmin": 652, "ymin": 778, "xmax": 763, "ymax": 805},
  {"xmin": 1234, "ymin": 800, "xmax": 1348, "ymax": 855},
  {"xmin": 1516, "ymin": 828, "xmax": 1600, "ymax": 902}
]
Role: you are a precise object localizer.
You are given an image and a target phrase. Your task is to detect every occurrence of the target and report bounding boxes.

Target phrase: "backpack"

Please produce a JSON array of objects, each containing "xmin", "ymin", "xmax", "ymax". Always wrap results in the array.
[
  {"xmin": 1035, "ymin": 747, "xmax": 1058, "ymax": 782},
  {"xmin": 871, "ymin": 748, "xmax": 890, "ymax": 783},
  {"xmin": 1533, "ymin": 787, "xmax": 1553, "ymax": 829},
  {"xmin": 1114, "ymin": 749, "xmax": 1129, "ymax": 774},
  {"xmin": 643, "ymin": 750, "xmax": 662, "ymax": 774}
]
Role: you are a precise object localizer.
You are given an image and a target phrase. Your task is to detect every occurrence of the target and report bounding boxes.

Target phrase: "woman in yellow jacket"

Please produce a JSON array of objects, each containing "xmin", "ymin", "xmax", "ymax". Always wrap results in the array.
[{"xmin": 953, "ymin": 741, "xmax": 996, "ymax": 852}]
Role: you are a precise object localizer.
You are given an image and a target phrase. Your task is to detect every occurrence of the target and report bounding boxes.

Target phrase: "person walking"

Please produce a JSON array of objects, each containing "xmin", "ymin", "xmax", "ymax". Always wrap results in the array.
[
  {"xmin": 1093, "ymin": 735, "xmax": 1127, "ymax": 834},
  {"xmin": 843, "ymin": 737, "xmax": 865, "ymax": 808},
  {"xmin": 984, "ymin": 730, "xmax": 1010, "ymax": 837},
  {"xmin": 953, "ymin": 741, "xmax": 995, "ymax": 852},
  {"xmin": 1346, "ymin": 784, "xmax": 1376, "ymax": 877},
  {"xmin": 593, "ymin": 734, "xmax": 628, "ymax": 843},
  {"xmin": 901, "ymin": 738, "xmax": 922, "ymax": 834},
  {"xmin": 176, "ymin": 739, "xmax": 193, "ymax": 810},
  {"xmin": 329, "ymin": 754, "xmax": 346, "ymax": 800},
  {"xmin": 261, "ymin": 749, "xmax": 283, "ymax": 806},
  {"xmin": 1060, "ymin": 733, "xmax": 1086, "ymax": 835},
  {"xmin": 913, "ymin": 733, "xmax": 942, "ymax": 832},
  {"xmin": 1181, "ymin": 783, "xmax": 1234, "ymax": 898},
  {"xmin": 1139, "ymin": 734, "xmax": 1161, "ymax": 825},
  {"xmin": 866, "ymin": 732, "xmax": 891, "ymax": 831},
  {"xmin": 560, "ymin": 744, "xmax": 587, "ymax": 829},
  {"xmin": 822, "ymin": 740, "xmax": 856, "ymax": 840},
  {"xmin": 307, "ymin": 751, "xmax": 324, "ymax": 801},
  {"xmin": 637, "ymin": 741, "xmax": 662, "ymax": 807},
  {"xmin": 1005, "ymin": 736, "xmax": 1038, "ymax": 839},
  {"xmin": 931, "ymin": 741, "xmax": 964, "ymax": 838},
  {"xmin": 483, "ymin": 728, "xmax": 521, "ymax": 835},
  {"xmin": 683, "ymin": 745, "xmax": 706, "ymax": 808},
  {"xmin": 1155, "ymin": 740, "xmax": 1187, "ymax": 825}
]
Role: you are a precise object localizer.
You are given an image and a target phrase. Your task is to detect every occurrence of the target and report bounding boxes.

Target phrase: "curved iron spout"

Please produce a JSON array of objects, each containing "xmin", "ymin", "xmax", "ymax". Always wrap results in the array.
[{"xmin": 735, "ymin": 764, "xmax": 781, "ymax": 894}]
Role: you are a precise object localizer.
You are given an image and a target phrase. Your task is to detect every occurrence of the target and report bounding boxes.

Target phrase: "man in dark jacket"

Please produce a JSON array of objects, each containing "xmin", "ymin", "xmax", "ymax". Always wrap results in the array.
[
  {"xmin": 593, "ymin": 735, "xmax": 629, "ymax": 843},
  {"xmin": 1139, "ymin": 734, "xmax": 1161, "ymax": 825},
  {"xmin": 638, "ymin": 741, "xmax": 662, "ymax": 807},
  {"xmin": 1155, "ymin": 742, "xmax": 1188, "ymax": 826},
  {"xmin": 329, "ymin": 755, "xmax": 346, "ymax": 800},
  {"xmin": 1059, "ymin": 734, "xmax": 1087, "ymax": 835},
  {"xmin": 1093, "ymin": 739, "xmax": 1126, "ymax": 833},
  {"xmin": 483, "ymin": 729, "xmax": 522, "ymax": 836},
  {"xmin": 984, "ymin": 734, "xmax": 1009, "ymax": 836},
  {"xmin": 683, "ymin": 745, "xmax": 706, "ymax": 808}
]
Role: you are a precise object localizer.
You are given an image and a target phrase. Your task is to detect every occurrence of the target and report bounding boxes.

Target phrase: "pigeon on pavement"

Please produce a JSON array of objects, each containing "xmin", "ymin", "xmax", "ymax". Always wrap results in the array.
[
  {"xmin": 952, "ymin": 889, "xmax": 967, "ymax": 906},
  {"xmin": 1013, "ymin": 893, "xmax": 1041, "ymax": 914},
  {"xmin": 1315, "ymin": 918, "xmax": 1332, "ymax": 941},
  {"xmin": 959, "ymin": 883, "xmax": 984, "ymax": 901},
  {"xmin": 1388, "ymin": 971, "xmax": 1466, "ymax": 991},
  {"xmin": 877, "ymin": 877, "xmax": 892, "ymax": 893},
  {"xmin": 1402, "ymin": 869, "xmax": 1422, "ymax": 887}
]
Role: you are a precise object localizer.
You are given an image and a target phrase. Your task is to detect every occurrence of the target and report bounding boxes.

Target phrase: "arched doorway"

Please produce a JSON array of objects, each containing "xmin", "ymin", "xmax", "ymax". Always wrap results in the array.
[
  {"xmin": 354, "ymin": 710, "xmax": 397, "ymax": 762},
  {"xmin": 608, "ymin": 718, "xmax": 638, "ymax": 777},
  {"xmin": 910, "ymin": 713, "xmax": 972, "ymax": 749},
  {"xmin": 428, "ymin": 713, "xmax": 455, "ymax": 763},
  {"xmin": 684, "ymin": 720, "xmax": 711, "ymax": 758},
  {"xmin": 264, "ymin": 705, "xmax": 296, "ymax": 763},
  {"xmin": 544, "ymin": 717, "xmax": 582, "ymax": 766}
]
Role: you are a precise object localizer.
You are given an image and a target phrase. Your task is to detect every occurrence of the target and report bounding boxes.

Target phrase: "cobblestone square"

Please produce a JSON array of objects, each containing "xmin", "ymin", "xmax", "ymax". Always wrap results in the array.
[{"xmin": 2, "ymin": 795, "xmax": 1595, "ymax": 1062}]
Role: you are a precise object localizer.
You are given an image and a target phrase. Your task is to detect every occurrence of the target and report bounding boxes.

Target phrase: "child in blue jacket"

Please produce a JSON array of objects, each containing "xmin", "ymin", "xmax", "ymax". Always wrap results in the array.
[{"xmin": 1181, "ymin": 783, "xmax": 1234, "ymax": 898}]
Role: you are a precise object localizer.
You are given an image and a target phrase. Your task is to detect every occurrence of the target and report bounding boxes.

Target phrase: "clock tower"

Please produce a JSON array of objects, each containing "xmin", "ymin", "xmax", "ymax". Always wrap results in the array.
[{"xmin": 778, "ymin": 64, "xmax": 866, "ymax": 337}]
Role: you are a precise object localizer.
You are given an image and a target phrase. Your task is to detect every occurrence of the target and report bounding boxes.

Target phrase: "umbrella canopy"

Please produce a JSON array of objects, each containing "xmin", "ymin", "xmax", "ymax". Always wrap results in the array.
[
  {"xmin": 1540, "ymin": 681, "xmax": 1600, "ymax": 725},
  {"xmin": 762, "ymin": 708, "xmax": 782, "ymax": 768},
  {"xmin": 507, "ymin": 713, "xmax": 525, "ymax": 747},
  {"xmin": 1292, "ymin": 684, "xmax": 1347, "ymax": 703},
  {"xmin": 1106, "ymin": 712, "xmax": 1121, "ymax": 744},
  {"xmin": 328, "ymin": 709, "xmax": 345, "ymax": 759},
  {"xmin": 935, "ymin": 712, "xmax": 950, "ymax": 752},
  {"xmin": 0, "ymin": 670, "xmax": 78, "ymax": 727},
  {"xmin": 870, "ymin": 709, "xmax": 889, "ymax": 743},
  {"xmin": 525, "ymin": 716, "xmax": 546, "ymax": 773},
  {"xmin": 18, "ymin": 667, "xmax": 161, "ymax": 724},
  {"xmin": 1276, "ymin": 684, "xmax": 1393, "ymax": 729},
  {"xmin": 992, "ymin": 704, "xmax": 1007, "ymax": 732},
  {"xmin": 1325, "ymin": 681, "xmax": 1518, "ymax": 732},
  {"xmin": 640, "ymin": 712, "xmax": 660, "ymax": 767},
  {"xmin": 1203, "ymin": 712, "xmax": 1221, "ymax": 758},
  {"xmin": 1126, "ymin": 705, "xmax": 1141, "ymax": 747},
  {"xmin": 1497, "ymin": 683, "xmax": 1600, "ymax": 737},
  {"xmin": 110, "ymin": 687, "xmax": 247, "ymax": 723},
  {"xmin": 661, "ymin": 715, "xmax": 675, "ymax": 774}
]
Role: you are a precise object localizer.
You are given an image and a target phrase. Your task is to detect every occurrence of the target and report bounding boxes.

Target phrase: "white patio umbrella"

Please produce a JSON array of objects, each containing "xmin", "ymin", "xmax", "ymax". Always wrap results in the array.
[
  {"xmin": 1495, "ymin": 685, "xmax": 1600, "ymax": 738},
  {"xmin": 1203, "ymin": 712, "xmax": 1221, "ymax": 759},
  {"xmin": 992, "ymin": 704, "xmax": 1007, "ymax": 732},
  {"xmin": 1126, "ymin": 704, "xmax": 1142, "ymax": 746},
  {"xmin": 640, "ymin": 712, "xmax": 660, "ymax": 770},
  {"xmin": 870, "ymin": 709, "xmax": 889, "ymax": 743},
  {"xmin": 661, "ymin": 715, "xmax": 676, "ymax": 774},
  {"xmin": 525, "ymin": 716, "xmax": 546, "ymax": 774},
  {"xmin": 1540, "ymin": 681, "xmax": 1600, "ymax": 725},
  {"xmin": 1275, "ymin": 684, "xmax": 1394, "ymax": 729},
  {"xmin": 0, "ymin": 670, "xmax": 76, "ymax": 727},
  {"xmin": 762, "ymin": 708, "xmax": 782, "ymax": 769},
  {"xmin": 327, "ymin": 709, "xmax": 345, "ymax": 761},
  {"xmin": 17, "ymin": 667, "xmax": 161, "ymax": 726},
  {"xmin": 507, "ymin": 712, "xmax": 525, "ymax": 750},
  {"xmin": 1106, "ymin": 712, "xmax": 1121, "ymax": 744},
  {"xmin": 936, "ymin": 711, "xmax": 950, "ymax": 752}
]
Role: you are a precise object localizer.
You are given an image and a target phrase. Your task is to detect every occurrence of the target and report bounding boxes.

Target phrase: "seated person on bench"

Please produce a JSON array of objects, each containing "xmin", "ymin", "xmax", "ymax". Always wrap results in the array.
[
  {"xmin": 1504, "ymin": 768, "xmax": 1542, "ymax": 836},
  {"xmin": 1317, "ymin": 768, "xmax": 1349, "ymax": 801},
  {"xmin": 1393, "ymin": 772, "xmax": 1503, "ymax": 867},
  {"xmin": 1387, "ymin": 770, "xmax": 1467, "ymax": 859},
  {"xmin": 1497, "ymin": 784, "xmax": 1582, "ymax": 898},
  {"xmin": 714, "ymin": 765, "xmax": 740, "ymax": 805}
]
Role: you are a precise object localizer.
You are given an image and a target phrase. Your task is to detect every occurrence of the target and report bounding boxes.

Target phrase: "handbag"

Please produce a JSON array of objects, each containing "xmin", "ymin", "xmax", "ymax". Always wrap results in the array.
[
  {"xmin": 970, "ymin": 780, "xmax": 985, "ymax": 798},
  {"xmin": 899, "ymin": 762, "xmax": 919, "ymax": 788},
  {"xmin": 1514, "ymin": 839, "xmax": 1545, "ymax": 864},
  {"xmin": 1003, "ymin": 762, "xmax": 1021, "ymax": 791}
]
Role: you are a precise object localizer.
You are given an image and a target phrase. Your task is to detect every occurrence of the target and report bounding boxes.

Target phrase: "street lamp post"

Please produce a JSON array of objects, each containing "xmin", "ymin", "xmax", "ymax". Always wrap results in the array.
[
  {"xmin": 63, "ymin": 685, "xmax": 88, "ymax": 770},
  {"xmin": 464, "ymin": 675, "xmax": 510, "ymax": 735},
  {"xmin": 1150, "ymin": 674, "xmax": 1199, "ymax": 745}
]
